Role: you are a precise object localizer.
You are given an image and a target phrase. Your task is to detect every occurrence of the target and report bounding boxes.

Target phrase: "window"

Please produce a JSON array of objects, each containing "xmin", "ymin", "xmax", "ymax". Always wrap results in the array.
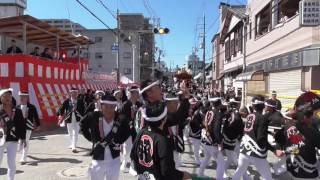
[
  {"xmin": 124, "ymin": 68, "xmax": 132, "ymax": 75},
  {"xmin": 231, "ymin": 39, "xmax": 236, "ymax": 57},
  {"xmin": 255, "ymin": 3, "xmax": 271, "ymax": 38},
  {"xmin": 95, "ymin": 53, "xmax": 103, "ymax": 59},
  {"xmin": 95, "ymin": 37, "xmax": 103, "ymax": 43},
  {"xmin": 225, "ymin": 39, "xmax": 231, "ymax": 62},
  {"xmin": 123, "ymin": 52, "xmax": 132, "ymax": 59},
  {"xmin": 65, "ymin": 25, "xmax": 71, "ymax": 28},
  {"xmin": 83, "ymin": 52, "xmax": 90, "ymax": 58},
  {"xmin": 238, "ymin": 27, "xmax": 243, "ymax": 53},
  {"xmin": 274, "ymin": 0, "xmax": 300, "ymax": 25},
  {"xmin": 249, "ymin": 22, "xmax": 252, "ymax": 39}
]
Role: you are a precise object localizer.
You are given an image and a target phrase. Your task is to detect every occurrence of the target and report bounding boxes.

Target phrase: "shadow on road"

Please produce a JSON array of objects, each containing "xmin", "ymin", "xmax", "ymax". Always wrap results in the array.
[
  {"xmin": 25, "ymin": 155, "xmax": 83, "ymax": 166},
  {"xmin": 0, "ymin": 168, "xmax": 23, "ymax": 175}
]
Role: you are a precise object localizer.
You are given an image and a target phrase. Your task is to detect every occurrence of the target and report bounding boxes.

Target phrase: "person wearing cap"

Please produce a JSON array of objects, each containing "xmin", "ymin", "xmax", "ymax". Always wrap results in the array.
[
  {"xmin": 85, "ymin": 90, "xmax": 105, "ymax": 113},
  {"xmin": 198, "ymin": 97, "xmax": 226, "ymax": 179},
  {"xmin": 271, "ymin": 90, "xmax": 282, "ymax": 111},
  {"xmin": 130, "ymin": 101, "xmax": 192, "ymax": 180},
  {"xmin": 189, "ymin": 100, "xmax": 209, "ymax": 165},
  {"xmin": 222, "ymin": 99, "xmax": 250, "ymax": 179},
  {"xmin": 118, "ymin": 86, "xmax": 142, "ymax": 173},
  {"xmin": 80, "ymin": 94, "xmax": 130, "ymax": 180},
  {"xmin": 57, "ymin": 87, "xmax": 85, "ymax": 153},
  {"xmin": 233, "ymin": 95, "xmax": 273, "ymax": 180},
  {"xmin": 274, "ymin": 92, "xmax": 320, "ymax": 179},
  {"xmin": 17, "ymin": 91, "xmax": 40, "ymax": 164},
  {"xmin": 0, "ymin": 88, "xmax": 26, "ymax": 180}
]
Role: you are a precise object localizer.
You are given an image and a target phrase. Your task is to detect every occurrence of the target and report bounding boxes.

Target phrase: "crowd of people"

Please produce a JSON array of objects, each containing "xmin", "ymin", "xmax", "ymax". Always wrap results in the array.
[
  {"xmin": 4, "ymin": 39, "xmax": 83, "ymax": 61},
  {"xmin": 0, "ymin": 79, "xmax": 320, "ymax": 180}
]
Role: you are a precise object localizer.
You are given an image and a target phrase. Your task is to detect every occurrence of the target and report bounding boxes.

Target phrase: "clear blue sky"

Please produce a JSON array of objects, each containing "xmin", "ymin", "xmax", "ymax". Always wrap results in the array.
[{"xmin": 26, "ymin": 0, "xmax": 246, "ymax": 68}]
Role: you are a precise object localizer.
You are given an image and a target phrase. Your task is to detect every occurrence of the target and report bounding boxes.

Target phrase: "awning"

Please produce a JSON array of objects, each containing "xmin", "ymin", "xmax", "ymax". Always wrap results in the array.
[
  {"xmin": 0, "ymin": 15, "xmax": 93, "ymax": 48},
  {"xmin": 222, "ymin": 66, "xmax": 242, "ymax": 74},
  {"xmin": 194, "ymin": 72, "xmax": 203, "ymax": 80},
  {"xmin": 236, "ymin": 70, "xmax": 264, "ymax": 82}
]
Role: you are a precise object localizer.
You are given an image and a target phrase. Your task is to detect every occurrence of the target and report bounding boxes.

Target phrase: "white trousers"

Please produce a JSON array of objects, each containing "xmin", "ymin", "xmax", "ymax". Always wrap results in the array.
[
  {"xmin": 67, "ymin": 121, "xmax": 79, "ymax": 149},
  {"xmin": 224, "ymin": 149, "xmax": 251, "ymax": 180},
  {"xmin": 0, "ymin": 142, "xmax": 18, "ymax": 180},
  {"xmin": 89, "ymin": 157, "xmax": 121, "ymax": 180},
  {"xmin": 190, "ymin": 137, "xmax": 201, "ymax": 164},
  {"xmin": 20, "ymin": 130, "xmax": 32, "ymax": 162},
  {"xmin": 198, "ymin": 145, "xmax": 225, "ymax": 179},
  {"xmin": 272, "ymin": 156, "xmax": 287, "ymax": 175},
  {"xmin": 174, "ymin": 151, "xmax": 182, "ymax": 168},
  {"xmin": 121, "ymin": 136, "xmax": 132, "ymax": 169},
  {"xmin": 232, "ymin": 153, "xmax": 272, "ymax": 180}
]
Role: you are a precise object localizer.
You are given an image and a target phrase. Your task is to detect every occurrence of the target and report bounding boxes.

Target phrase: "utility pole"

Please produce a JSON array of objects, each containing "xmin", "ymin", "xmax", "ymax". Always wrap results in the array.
[
  {"xmin": 116, "ymin": 9, "xmax": 120, "ymax": 84},
  {"xmin": 241, "ymin": 19, "xmax": 247, "ymax": 108},
  {"xmin": 202, "ymin": 13, "xmax": 206, "ymax": 88}
]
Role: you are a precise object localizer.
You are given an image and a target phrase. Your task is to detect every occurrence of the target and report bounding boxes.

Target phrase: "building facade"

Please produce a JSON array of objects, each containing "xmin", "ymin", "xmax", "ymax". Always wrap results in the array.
[
  {"xmin": 242, "ymin": 0, "xmax": 320, "ymax": 108},
  {"xmin": 42, "ymin": 19, "xmax": 86, "ymax": 34}
]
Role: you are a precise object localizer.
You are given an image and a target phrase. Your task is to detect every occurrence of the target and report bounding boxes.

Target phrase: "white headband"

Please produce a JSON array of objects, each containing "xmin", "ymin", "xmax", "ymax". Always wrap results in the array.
[
  {"xmin": 70, "ymin": 89, "xmax": 78, "ymax": 92},
  {"xmin": 100, "ymin": 100, "xmax": 118, "ymax": 105},
  {"xmin": 18, "ymin": 91, "xmax": 29, "ymax": 96},
  {"xmin": 252, "ymin": 100, "xmax": 265, "ymax": 105},
  {"xmin": 95, "ymin": 90, "xmax": 105, "ymax": 95},
  {"xmin": 165, "ymin": 97, "xmax": 179, "ymax": 101},
  {"xmin": 113, "ymin": 90, "xmax": 121, "ymax": 96},
  {"xmin": 140, "ymin": 81, "xmax": 160, "ymax": 94},
  {"xmin": 142, "ymin": 107, "xmax": 168, "ymax": 122},
  {"xmin": 0, "ymin": 88, "xmax": 13, "ymax": 97},
  {"xmin": 208, "ymin": 97, "xmax": 221, "ymax": 102}
]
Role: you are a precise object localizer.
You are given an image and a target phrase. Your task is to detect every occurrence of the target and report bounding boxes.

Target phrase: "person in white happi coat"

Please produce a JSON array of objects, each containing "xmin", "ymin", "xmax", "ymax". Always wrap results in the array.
[
  {"xmin": 0, "ymin": 88, "xmax": 26, "ymax": 180},
  {"xmin": 80, "ymin": 94, "xmax": 130, "ymax": 180},
  {"xmin": 17, "ymin": 91, "xmax": 40, "ymax": 164},
  {"xmin": 57, "ymin": 87, "xmax": 85, "ymax": 153}
]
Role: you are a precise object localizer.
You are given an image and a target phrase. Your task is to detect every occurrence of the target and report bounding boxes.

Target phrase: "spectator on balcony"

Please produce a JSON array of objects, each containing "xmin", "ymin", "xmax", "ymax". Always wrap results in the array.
[
  {"xmin": 41, "ymin": 48, "xmax": 53, "ymax": 60},
  {"xmin": 30, "ymin": 47, "xmax": 40, "ymax": 56},
  {"xmin": 6, "ymin": 40, "xmax": 23, "ymax": 54}
]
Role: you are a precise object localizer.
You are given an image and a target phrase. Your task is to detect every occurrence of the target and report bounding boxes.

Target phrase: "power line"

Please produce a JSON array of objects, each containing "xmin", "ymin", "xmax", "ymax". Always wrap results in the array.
[
  {"xmin": 96, "ymin": 0, "xmax": 117, "ymax": 19},
  {"xmin": 75, "ymin": 0, "xmax": 117, "ymax": 35},
  {"xmin": 142, "ymin": 0, "xmax": 153, "ymax": 17}
]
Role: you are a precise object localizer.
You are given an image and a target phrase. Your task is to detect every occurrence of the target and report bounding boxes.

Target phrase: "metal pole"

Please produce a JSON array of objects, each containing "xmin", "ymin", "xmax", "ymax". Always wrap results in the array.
[
  {"xmin": 202, "ymin": 13, "xmax": 206, "ymax": 88},
  {"xmin": 132, "ymin": 44, "xmax": 136, "ymax": 83},
  {"xmin": 241, "ymin": 19, "xmax": 247, "ymax": 108},
  {"xmin": 22, "ymin": 23, "xmax": 27, "ymax": 53},
  {"xmin": 116, "ymin": 9, "xmax": 120, "ymax": 84},
  {"xmin": 56, "ymin": 36, "xmax": 59, "ymax": 60}
]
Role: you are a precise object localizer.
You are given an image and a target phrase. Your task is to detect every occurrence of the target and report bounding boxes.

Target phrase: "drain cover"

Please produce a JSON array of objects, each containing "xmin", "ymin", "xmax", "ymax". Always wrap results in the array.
[{"xmin": 57, "ymin": 165, "xmax": 89, "ymax": 179}]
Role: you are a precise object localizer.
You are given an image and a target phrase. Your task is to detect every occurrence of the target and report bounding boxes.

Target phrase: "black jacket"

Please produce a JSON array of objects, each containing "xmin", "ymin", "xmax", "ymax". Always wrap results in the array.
[
  {"xmin": 119, "ymin": 100, "xmax": 142, "ymax": 139},
  {"xmin": 206, "ymin": 108, "xmax": 224, "ymax": 145},
  {"xmin": 131, "ymin": 126, "xmax": 184, "ymax": 180},
  {"xmin": 57, "ymin": 98, "xmax": 85, "ymax": 123},
  {"xmin": 240, "ymin": 112, "xmax": 269, "ymax": 159},
  {"xmin": 6, "ymin": 46, "xmax": 22, "ymax": 54},
  {"xmin": 189, "ymin": 109, "xmax": 204, "ymax": 139},
  {"xmin": 222, "ymin": 110, "xmax": 244, "ymax": 150},
  {"xmin": 0, "ymin": 108, "xmax": 26, "ymax": 141},
  {"xmin": 275, "ymin": 121, "xmax": 320, "ymax": 179},
  {"xmin": 80, "ymin": 111, "xmax": 130, "ymax": 160},
  {"xmin": 17, "ymin": 103, "xmax": 40, "ymax": 130}
]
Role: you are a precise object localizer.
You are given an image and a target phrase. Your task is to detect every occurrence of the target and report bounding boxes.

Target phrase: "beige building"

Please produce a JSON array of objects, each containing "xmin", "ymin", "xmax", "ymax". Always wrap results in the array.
[{"xmin": 240, "ymin": 0, "xmax": 320, "ymax": 108}]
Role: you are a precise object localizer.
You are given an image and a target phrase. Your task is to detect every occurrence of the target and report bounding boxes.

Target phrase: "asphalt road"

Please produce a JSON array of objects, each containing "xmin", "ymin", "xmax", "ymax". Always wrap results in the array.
[{"xmin": 0, "ymin": 128, "xmax": 292, "ymax": 180}]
